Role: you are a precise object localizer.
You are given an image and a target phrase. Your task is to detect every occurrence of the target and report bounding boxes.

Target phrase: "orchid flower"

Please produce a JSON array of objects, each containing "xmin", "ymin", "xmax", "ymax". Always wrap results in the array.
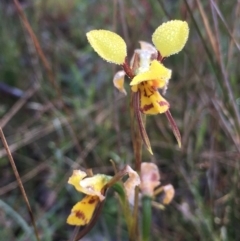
[
  {"xmin": 124, "ymin": 162, "xmax": 175, "ymax": 206},
  {"xmin": 67, "ymin": 166, "xmax": 140, "ymax": 227},
  {"xmin": 67, "ymin": 170, "xmax": 111, "ymax": 226},
  {"xmin": 86, "ymin": 20, "xmax": 189, "ymax": 153}
]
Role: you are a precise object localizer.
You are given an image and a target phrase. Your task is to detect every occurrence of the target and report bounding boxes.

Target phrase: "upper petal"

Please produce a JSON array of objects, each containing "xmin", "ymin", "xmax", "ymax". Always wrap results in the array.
[
  {"xmin": 68, "ymin": 170, "xmax": 87, "ymax": 193},
  {"xmin": 152, "ymin": 20, "xmax": 189, "ymax": 57},
  {"xmin": 87, "ymin": 30, "xmax": 127, "ymax": 65},
  {"xmin": 130, "ymin": 60, "xmax": 171, "ymax": 87},
  {"xmin": 79, "ymin": 174, "xmax": 111, "ymax": 201}
]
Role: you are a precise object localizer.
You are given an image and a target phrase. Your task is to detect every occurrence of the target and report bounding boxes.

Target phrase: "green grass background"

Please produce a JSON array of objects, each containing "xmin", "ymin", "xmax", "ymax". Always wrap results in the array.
[{"xmin": 0, "ymin": 0, "xmax": 240, "ymax": 240}]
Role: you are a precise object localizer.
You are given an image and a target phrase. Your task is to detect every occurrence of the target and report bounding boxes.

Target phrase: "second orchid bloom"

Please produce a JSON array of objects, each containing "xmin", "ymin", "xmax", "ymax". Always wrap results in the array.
[{"xmin": 87, "ymin": 20, "xmax": 189, "ymax": 153}]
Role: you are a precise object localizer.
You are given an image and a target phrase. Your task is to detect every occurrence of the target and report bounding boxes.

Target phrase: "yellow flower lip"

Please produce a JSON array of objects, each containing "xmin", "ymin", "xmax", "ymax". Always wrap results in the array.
[
  {"xmin": 130, "ymin": 60, "xmax": 172, "ymax": 87},
  {"xmin": 152, "ymin": 20, "xmax": 189, "ymax": 57},
  {"xmin": 86, "ymin": 29, "xmax": 127, "ymax": 65},
  {"xmin": 138, "ymin": 83, "xmax": 170, "ymax": 115}
]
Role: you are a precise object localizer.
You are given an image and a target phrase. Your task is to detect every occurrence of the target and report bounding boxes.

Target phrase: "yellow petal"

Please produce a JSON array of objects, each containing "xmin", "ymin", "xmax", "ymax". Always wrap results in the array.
[
  {"xmin": 67, "ymin": 195, "xmax": 99, "ymax": 226},
  {"xmin": 79, "ymin": 174, "xmax": 111, "ymax": 201},
  {"xmin": 139, "ymin": 84, "xmax": 169, "ymax": 115},
  {"xmin": 152, "ymin": 20, "xmax": 189, "ymax": 57},
  {"xmin": 113, "ymin": 70, "xmax": 127, "ymax": 95},
  {"xmin": 86, "ymin": 30, "xmax": 127, "ymax": 65},
  {"xmin": 130, "ymin": 60, "xmax": 171, "ymax": 87},
  {"xmin": 68, "ymin": 170, "xmax": 87, "ymax": 193}
]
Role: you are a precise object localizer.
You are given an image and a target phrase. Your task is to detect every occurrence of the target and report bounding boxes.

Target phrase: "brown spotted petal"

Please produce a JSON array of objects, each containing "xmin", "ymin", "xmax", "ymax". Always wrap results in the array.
[
  {"xmin": 138, "ymin": 83, "xmax": 170, "ymax": 115},
  {"xmin": 67, "ymin": 195, "xmax": 99, "ymax": 226}
]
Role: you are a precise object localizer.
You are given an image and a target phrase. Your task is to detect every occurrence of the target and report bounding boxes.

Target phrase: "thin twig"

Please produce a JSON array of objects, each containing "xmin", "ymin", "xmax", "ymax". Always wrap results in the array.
[
  {"xmin": 13, "ymin": 0, "xmax": 60, "ymax": 97},
  {"xmin": 0, "ymin": 127, "xmax": 40, "ymax": 241}
]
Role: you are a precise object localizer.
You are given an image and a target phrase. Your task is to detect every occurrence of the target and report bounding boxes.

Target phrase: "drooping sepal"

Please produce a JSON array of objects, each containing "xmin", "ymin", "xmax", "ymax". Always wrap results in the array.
[
  {"xmin": 165, "ymin": 110, "xmax": 181, "ymax": 148},
  {"xmin": 133, "ymin": 91, "xmax": 153, "ymax": 155}
]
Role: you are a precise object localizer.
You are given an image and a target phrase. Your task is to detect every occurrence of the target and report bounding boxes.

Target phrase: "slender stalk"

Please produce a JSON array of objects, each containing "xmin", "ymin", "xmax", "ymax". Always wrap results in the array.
[
  {"xmin": 130, "ymin": 91, "xmax": 143, "ymax": 173},
  {"xmin": 0, "ymin": 127, "xmax": 40, "ymax": 241},
  {"xmin": 142, "ymin": 196, "xmax": 152, "ymax": 241}
]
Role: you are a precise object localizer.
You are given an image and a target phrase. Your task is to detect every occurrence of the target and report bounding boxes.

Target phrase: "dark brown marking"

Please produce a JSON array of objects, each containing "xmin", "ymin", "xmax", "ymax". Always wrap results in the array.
[
  {"xmin": 141, "ymin": 104, "xmax": 154, "ymax": 112},
  {"xmin": 75, "ymin": 210, "xmax": 85, "ymax": 220},
  {"xmin": 88, "ymin": 196, "xmax": 97, "ymax": 204},
  {"xmin": 143, "ymin": 89, "xmax": 147, "ymax": 97}
]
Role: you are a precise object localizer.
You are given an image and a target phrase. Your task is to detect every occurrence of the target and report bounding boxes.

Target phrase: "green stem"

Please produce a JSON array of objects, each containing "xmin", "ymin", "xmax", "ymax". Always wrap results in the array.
[{"xmin": 142, "ymin": 195, "xmax": 152, "ymax": 241}]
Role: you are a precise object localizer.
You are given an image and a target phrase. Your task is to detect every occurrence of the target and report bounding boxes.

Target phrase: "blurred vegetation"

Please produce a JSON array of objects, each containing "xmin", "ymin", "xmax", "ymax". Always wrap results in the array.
[{"xmin": 0, "ymin": 0, "xmax": 240, "ymax": 240}]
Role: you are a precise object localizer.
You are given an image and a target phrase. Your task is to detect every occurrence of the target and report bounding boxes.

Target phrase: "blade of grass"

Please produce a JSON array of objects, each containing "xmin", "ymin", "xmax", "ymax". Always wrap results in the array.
[
  {"xmin": 0, "ymin": 199, "xmax": 32, "ymax": 236},
  {"xmin": 209, "ymin": 0, "xmax": 240, "ymax": 132},
  {"xmin": 195, "ymin": 0, "xmax": 219, "ymax": 59},
  {"xmin": 210, "ymin": 0, "xmax": 240, "ymax": 53},
  {"xmin": 227, "ymin": 1, "xmax": 240, "ymax": 66},
  {"xmin": 182, "ymin": 0, "xmax": 219, "ymax": 80}
]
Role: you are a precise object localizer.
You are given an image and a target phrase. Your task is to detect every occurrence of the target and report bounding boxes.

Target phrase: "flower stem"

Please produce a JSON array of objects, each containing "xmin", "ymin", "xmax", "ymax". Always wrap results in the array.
[
  {"xmin": 142, "ymin": 195, "xmax": 152, "ymax": 241},
  {"xmin": 130, "ymin": 91, "xmax": 143, "ymax": 173},
  {"xmin": 129, "ymin": 89, "xmax": 142, "ymax": 241}
]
